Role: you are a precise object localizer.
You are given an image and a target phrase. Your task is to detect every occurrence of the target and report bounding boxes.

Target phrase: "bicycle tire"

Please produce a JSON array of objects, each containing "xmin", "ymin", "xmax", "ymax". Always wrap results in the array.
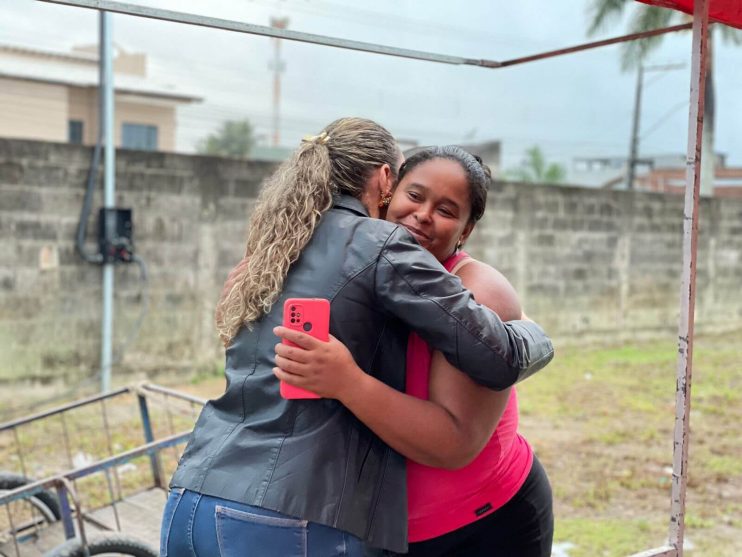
[
  {"xmin": 45, "ymin": 533, "xmax": 158, "ymax": 557},
  {"xmin": 0, "ymin": 471, "xmax": 62, "ymax": 522}
]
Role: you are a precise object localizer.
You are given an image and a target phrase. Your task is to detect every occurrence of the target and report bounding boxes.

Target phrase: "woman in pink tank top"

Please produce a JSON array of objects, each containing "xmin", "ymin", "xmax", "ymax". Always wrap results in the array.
[{"xmin": 275, "ymin": 146, "xmax": 553, "ymax": 556}]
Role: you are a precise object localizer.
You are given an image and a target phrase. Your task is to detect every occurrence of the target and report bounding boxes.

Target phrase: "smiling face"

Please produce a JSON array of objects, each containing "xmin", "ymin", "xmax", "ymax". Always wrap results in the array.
[{"xmin": 386, "ymin": 158, "xmax": 475, "ymax": 263}]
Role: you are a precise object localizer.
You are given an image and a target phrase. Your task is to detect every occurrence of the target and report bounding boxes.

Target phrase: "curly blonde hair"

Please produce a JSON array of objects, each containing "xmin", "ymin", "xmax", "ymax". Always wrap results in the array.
[{"xmin": 216, "ymin": 117, "xmax": 399, "ymax": 345}]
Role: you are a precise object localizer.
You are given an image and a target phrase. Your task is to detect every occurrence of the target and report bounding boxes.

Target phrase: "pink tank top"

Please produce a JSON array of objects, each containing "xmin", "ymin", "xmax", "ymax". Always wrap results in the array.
[{"xmin": 406, "ymin": 251, "xmax": 533, "ymax": 542}]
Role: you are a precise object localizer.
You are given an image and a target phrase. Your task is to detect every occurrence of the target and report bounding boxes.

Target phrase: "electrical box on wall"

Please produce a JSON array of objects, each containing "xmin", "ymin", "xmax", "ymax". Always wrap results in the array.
[{"xmin": 98, "ymin": 208, "xmax": 134, "ymax": 263}]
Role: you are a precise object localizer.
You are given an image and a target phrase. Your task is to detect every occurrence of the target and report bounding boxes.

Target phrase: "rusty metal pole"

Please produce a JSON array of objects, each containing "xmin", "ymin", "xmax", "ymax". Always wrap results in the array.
[{"xmin": 670, "ymin": 0, "xmax": 710, "ymax": 553}]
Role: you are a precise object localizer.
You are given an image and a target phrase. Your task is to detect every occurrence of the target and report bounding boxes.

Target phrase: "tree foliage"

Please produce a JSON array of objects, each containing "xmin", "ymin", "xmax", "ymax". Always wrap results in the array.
[
  {"xmin": 507, "ymin": 146, "xmax": 566, "ymax": 184},
  {"xmin": 587, "ymin": 0, "xmax": 742, "ymax": 70},
  {"xmin": 197, "ymin": 119, "xmax": 255, "ymax": 158},
  {"xmin": 587, "ymin": 1, "xmax": 742, "ymax": 195}
]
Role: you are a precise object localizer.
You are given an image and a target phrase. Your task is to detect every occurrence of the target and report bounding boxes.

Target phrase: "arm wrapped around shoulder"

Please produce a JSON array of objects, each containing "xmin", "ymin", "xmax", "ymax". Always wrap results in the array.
[
  {"xmin": 443, "ymin": 316, "xmax": 553, "ymax": 389},
  {"xmin": 500, "ymin": 319, "xmax": 554, "ymax": 384},
  {"xmin": 375, "ymin": 227, "xmax": 554, "ymax": 390}
]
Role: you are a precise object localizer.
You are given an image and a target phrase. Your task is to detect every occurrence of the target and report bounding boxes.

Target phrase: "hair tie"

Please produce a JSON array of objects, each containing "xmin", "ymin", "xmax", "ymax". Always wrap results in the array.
[{"xmin": 302, "ymin": 131, "xmax": 331, "ymax": 145}]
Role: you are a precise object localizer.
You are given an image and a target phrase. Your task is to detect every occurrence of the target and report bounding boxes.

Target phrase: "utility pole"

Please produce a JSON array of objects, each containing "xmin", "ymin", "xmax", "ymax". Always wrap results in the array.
[
  {"xmin": 99, "ymin": 10, "xmax": 115, "ymax": 392},
  {"xmin": 270, "ymin": 16, "xmax": 289, "ymax": 147},
  {"xmin": 626, "ymin": 63, "xmax": 686, "ymax": 190},
  {"xmin": 626, "ymin": 65, "xmax": 644, "ymax": 190}
]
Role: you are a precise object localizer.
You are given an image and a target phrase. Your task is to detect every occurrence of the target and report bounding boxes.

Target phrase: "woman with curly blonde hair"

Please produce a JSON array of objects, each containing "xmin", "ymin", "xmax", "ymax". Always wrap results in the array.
[{"xmin": 161, "ymin": 117, "xmax": 553, "ymax": 557}]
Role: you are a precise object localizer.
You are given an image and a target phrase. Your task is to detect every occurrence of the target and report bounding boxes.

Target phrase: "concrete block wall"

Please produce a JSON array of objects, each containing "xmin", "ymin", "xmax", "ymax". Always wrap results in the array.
[
  {"xmin": 0, "ymin": 139, "xmax": 273, "ymax": 385},
  {"xmin": 1, "ymin": 138, "xmax": 741, "ymax": 385},
  {"xmin": 465, "ymin": 181, "xmax": 742, "ymax": 342}
]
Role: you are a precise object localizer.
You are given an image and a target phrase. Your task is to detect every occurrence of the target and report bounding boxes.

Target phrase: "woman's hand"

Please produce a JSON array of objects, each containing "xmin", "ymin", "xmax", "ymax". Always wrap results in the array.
[{"xmin": 273, "ymin": 326, "xmax": 364, "ymax": 400}]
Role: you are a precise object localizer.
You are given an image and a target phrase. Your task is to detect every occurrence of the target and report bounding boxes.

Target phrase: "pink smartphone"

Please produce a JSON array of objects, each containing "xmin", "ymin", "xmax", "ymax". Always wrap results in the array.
[{"xmin": 279, "ymin": 298, "xmax": 331, "ymax": 399}]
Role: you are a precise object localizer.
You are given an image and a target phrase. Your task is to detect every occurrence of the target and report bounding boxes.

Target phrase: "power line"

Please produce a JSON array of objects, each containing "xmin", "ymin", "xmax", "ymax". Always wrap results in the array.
[{"xmin": 640, "ymin": 100, "xmax": 688, "ymax": 141}]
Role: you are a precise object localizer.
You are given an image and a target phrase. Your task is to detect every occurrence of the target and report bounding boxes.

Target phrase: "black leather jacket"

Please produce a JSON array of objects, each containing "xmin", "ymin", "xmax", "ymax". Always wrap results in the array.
[{"xmin": 171, "ymin": 195, "xmax": 553, "ymax": 552}]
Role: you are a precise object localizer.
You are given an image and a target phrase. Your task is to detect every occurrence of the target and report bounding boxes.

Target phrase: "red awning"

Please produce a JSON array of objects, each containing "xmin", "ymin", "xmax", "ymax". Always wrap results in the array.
[{"xmin": 638, "ymin": 0, "xmax": 742, "ymax": 28}]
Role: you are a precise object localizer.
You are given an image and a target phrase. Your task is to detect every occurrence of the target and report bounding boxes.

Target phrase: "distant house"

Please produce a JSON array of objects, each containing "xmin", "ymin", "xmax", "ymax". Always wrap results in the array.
[
  {"xmin": 571, "ymin": 156, "xmax": 640, "ymax": 189},
  {"xmin": 570, "ymin": 153, "xmax": 741, "ymax": 197},
  {"xmin": 0, "ymin": 44, "xmax": 201, "ymax": 152},
  {"xmin": 637, "ymin": 166, "xmax": 742, "ymax": 199}
]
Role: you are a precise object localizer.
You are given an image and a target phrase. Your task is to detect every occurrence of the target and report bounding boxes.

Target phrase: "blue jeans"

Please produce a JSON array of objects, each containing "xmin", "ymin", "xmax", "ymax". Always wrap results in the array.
[{"xmin": 160, "ymin": 488, "xmax": 377, "ymax": 557}]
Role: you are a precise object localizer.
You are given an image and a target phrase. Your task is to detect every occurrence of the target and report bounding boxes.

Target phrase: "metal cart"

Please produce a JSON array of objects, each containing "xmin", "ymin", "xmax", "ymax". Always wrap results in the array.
[{"xmin": 0, "ymin": 383, "xmax": 205, "ymax": 556}]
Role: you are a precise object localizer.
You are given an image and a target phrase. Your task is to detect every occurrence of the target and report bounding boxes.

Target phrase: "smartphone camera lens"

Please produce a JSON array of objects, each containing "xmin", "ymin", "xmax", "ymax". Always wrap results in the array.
[
  {"xmin": 290, "ymin": 318, "xmax": 295, "ymax": 323},
  {"xmin": 290, "ymin": 306, "xmax": 296, "ymax": 311}
]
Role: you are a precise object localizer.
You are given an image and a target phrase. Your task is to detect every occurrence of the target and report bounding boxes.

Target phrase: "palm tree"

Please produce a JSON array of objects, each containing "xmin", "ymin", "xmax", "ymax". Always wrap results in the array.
[
  {"xmin": 587, "ymin": 1, "xmax": 742, "ymax": 194},
  {"xmin": 507, "ymin": 146, "xmax": 567, "ymax": 184}
]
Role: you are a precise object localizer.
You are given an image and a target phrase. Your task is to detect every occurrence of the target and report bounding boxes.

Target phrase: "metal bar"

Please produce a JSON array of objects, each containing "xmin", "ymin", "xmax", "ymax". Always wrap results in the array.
[
  {"xmin": 4, "ymin": 503, "xmax": 20, "ymax": 557},
  {"xmin": 60, "ymin": 411, "xmax": 84, "ymax": 508},
  {"xmin": 0, "ymin": 432, "xmax": 191, "ymax": 506},
  {"xmin": 163, "ymin": 393, "xmax": 181, "ymax": 465},
  {"xmin": 4, "ymin": 502, "xmax": 21, "ymax": 557},
  {"xmin": 137, "ymin": 392, "xmax": 163, "ymax": 488},
  {"xmin": 137, "ymin": 383, "xmax": 207, "ymax": 406},
  {"xmin": 66, "ymin": 432, "xmax": 191, "ymax": 481},
  {"xmin": 98, "ymin": 398, "xmax": 122, "ymax": 533},
  {"xmin": 0, "ymin": 479, "xmax": 63, "ymax": 507},
  {"xmin": 11, "ymin": 427, "xmax": 27, "ymax": 478},
  {"xmin": 60, "ymin": 477, "xmax": 90, "ymax": 551},
  {"xmin": 140, "ymin": 395, "xmax": 202, "ymax": 419},
  {"xmin": 37, "ymin": 0, "xmax": 477, "ymax": 66},
  {"xmin": 56, "ymin": 481, "xmax": 76, "ymax": 539},
  {"xmin": 7, "ymin": 516, "xmax": 50, "ymax": 538},
  {"xmin": 29, "ymin": 480, "xmax": 43, "ymax": 547},
  {"xmin": 103, "ymin": 469, "xmax": 122, "ymax": 530},
  {"xmin": 495, "ymin": 24, "xmax": 692, "ymax": 68},
  {"xmin": 60, "ymin": 413, "xmax": 74, "ymax": 468},
  {"xmin": 35, "ymin": 0, "xmax": 691, "ymax": 69},
  {"xmin": 99, "ymin": 399, "xmax": 124, "ymax": 506},
  {"xmin": 0, "ymin": 387, "xmax": 129, "ymax": 431},
  {"xmin": 68, "ymin": 432, "xmax": 191, "ymax": 482},
  {"xmin": 100, "ymin": 9, "xmax": 115, "ymax": 393},
  {"xmin": 669, "ymin": 0, "xmax": 710, "ymax": 554}
]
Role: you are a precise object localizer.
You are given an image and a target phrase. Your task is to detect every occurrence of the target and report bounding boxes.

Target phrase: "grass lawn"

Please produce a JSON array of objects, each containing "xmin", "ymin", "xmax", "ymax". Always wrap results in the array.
[
  {"xmin": 517, "ymin": 329, "xmax": 742, "ymax": 556},
  {"xmin": 176, "ymin": 329, "xmax": 741, "ymax": 556},
  {"xmin": 1, "ymin": 330, "xmax": 739, "ymax": 556}
]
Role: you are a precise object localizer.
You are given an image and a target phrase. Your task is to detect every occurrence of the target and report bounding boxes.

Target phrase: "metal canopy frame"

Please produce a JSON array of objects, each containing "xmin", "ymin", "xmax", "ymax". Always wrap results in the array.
[{"xmin": 34, "ymin": 1, "xmax": 715, "ymax": 555}]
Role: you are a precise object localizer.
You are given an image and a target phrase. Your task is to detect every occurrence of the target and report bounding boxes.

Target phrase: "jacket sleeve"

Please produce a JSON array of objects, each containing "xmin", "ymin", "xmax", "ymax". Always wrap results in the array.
[{"xmin": 375, "ymin": 227, "xmax": 554, "ymax": 390}]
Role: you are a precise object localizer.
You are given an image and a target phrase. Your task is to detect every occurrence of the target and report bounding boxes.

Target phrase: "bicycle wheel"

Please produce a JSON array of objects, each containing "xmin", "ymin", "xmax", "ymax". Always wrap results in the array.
[
  {"xmin": 0, "ymin": 471, "xmax": 62, "ymax": 523},
  {"xmin": 45, "ymin": 533, "xmax": 158, "ymax": 557}
]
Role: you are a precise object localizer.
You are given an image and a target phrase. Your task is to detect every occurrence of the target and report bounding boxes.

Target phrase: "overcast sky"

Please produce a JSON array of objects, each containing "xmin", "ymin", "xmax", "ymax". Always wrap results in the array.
[{"xmin": 2, "ymin": 0, "xmax": 741, "ymax": 171}]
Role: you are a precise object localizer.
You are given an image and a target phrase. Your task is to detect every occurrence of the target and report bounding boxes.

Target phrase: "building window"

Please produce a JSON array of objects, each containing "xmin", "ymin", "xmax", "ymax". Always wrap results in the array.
[
  {"xmin": 68, "ymin": 120, "xmax": 84, "ymax": 144},
  {"xmin": 122, "ymin": 123, "xmax": 158, "ymax": 151}
]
